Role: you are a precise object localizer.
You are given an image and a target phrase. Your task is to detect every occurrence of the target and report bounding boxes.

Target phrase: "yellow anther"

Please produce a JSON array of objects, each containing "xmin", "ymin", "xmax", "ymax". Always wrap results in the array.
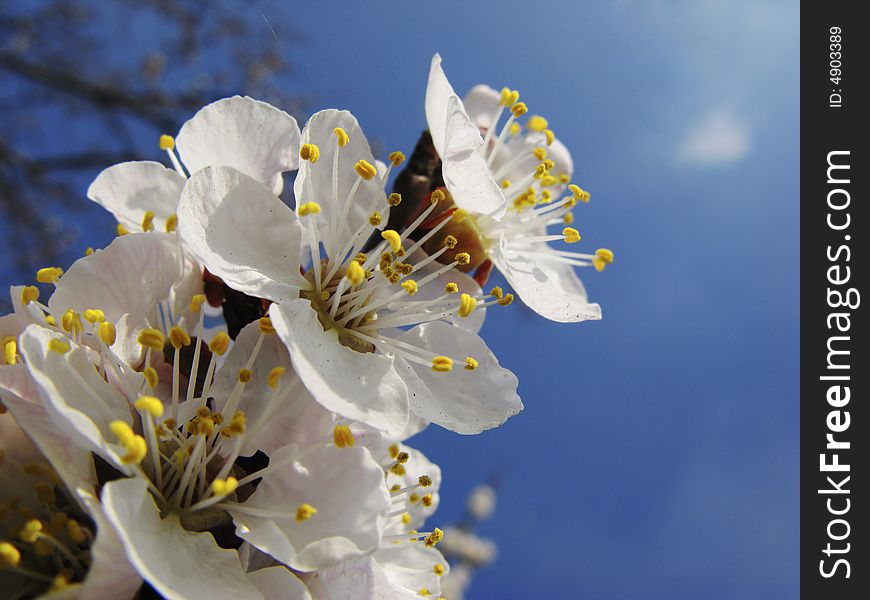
[
  {"xmin": 267, "ymin": 366, "xmax": 285, "ymax": 389},
  {"xmin": 48, "ymin": 338, "xmax": 70, "ymax": 354},
  {"xmin": 421, "ymin": 494, "xmax": 434, "ymax": 507},
  {"xmin": 211, "ymin": 477, "xmax": 239, "ymax": 497},
  {"xmin": 454, "ymin": 252, "xmax": 471, "ymax": 266},
  {"xmin": 296, "ymin": 503, "xmax": 317, "ymax": 522},
  {"xmin": 532, "ymin": 147, "xmax": 547, "ymax": 161},
  {"xmin": 499, "ymin": 87, "xmax": 513, "ymax": 106},
  {"xmin": 197, "ymin": 416, "xmax": 215, "ymax": 437},
  {"xmin": 159, "ymin": 134, "xmax": 175, "ymax": 150},
  {"xmin": 389, "ymin": 151, "xmax": 406, "ymax": 166},
  {"xmin": 369, "ymin": 211, "xmax": 382, "ymax": 227},
  {"xmin": 19, "ymin": 519, "xmax": 43, "ymax": 543},
  {"xmin": 596, "ymin": 248, "xmax": 614, "ymax": 264},
  {"xmin": 510, "ymin": 102, "xmax": 528, "ymax": 117},
  {"xmin": 445, "ymin": 282, "xmax": 459, "ymax": 294},
  {"xmin": 169, "ymin": 326, "xmax": 191, "ymax": 349},
  {"xmin": 85, "ymin": 247, "xmax": 94, "ymax": 256},
  {"xmin": 238, "ymin": 368, "xmax": 253, "ymax": 383},
  {"xmin": 564, "ymin": 211, "xmax": 574, "ymax": 225},
  {"xmin": 451, "ymin": 208, "xmax": 468, "ymax": 224},
  {"xmin": 559, "ymin": 173, "xmax": 571, "ymax": 184},
  {"xmin": 383, "ymin": 193, "xmax": 402, "ymax": 208},
  {"xmin": 259, "ymin": 316, "xmax": 276, "ymax": 335},
  {"xmin": 489, "ymin": 286, "xmax": 504, "ymax": 299},
  {"xmin": 135, "ymin": 396, "xmax": 164, "ymax": 418},
  {"xmin": 334, "ymin": 127, "xmax": 349, "ymax": 147},
  {"xmin": 110, "ymin": 420, "xmax": 134, "ymax": 445},
  {"xmin": 21, "ymin": 285, "xmax": 39, "ymax": 305},
  {"xmin": 401, "ymin": 280, "xmax": 419, "ymax": 296},
  {"xmin": 0, "ymin": 541, "xmax": 21, "ymax": 567},
  {"xmin": 141, "ymin": 210, "xmax": 155, "ymax": 232},
  {"xmin": 143, "ymin": 366, "xmax": 158, "ymax": 388},
  {"xmin": 346, "ymin": 260, "xmax": 365, "ymax": 286},
  {"xmin": 544, "ymin": 129, "xmax": 556, "ymax": 146},
  {"xmin": 568, "ymin": 184, "xmax": 590, "ymax": 203},
  {"xmin": 190, "ymin": 293, "xmax": 206, "ymax": 313},
  {"xmin": 300, "ymin": 143, "xmax": 320, "ymax": 163},
  {"xmin": 381, "ymin": 230, "xmax": 402, "ymax": 253},
  {"xmin": 431, "ymin": 356, "xmax": 453, "ymax": 373},
  {"xmin": 45, "ymin": 315, "xmax": 57, "ymax": 326},
  {"xmin": 419, "ymin": 587, "xmax": 431, "ymax": 597},
  {"xmin": 389, "ymin": 444, "xmax": 399, "ymax": 459},
  {"xmin": 442, "ymin": 235, "xmax": 458, "ymax": 249},
  {"xmin": 208, "ymin": 332, "xmax": 230, "ymax": 356},
  {"xmin": 543, "ymin": 159, "xmax": 556, "ymax": 171},
  {"xmin": 430, "ymin": 189, "xmax": 446, "ymax": 204},
  {"xmin": 396, "ymin": 451, "xmax": 410, "ymax": 464},
  {"xmin": 434, "ymin": 563, "xmax": 445, "ymax": 576},
  {"xmin": 419, "ymin": 475, "xmax": 432, "ymax": 487},
  {"xmin": 165, "ymin": 213, "xmax": 178, "ymax": 232},
  {"xmin": 67, "ymin": 520, "xmax": 86, "ymax": 544},
  {"xmin": 320, "ymin": 291, "xmax": 331, "ymax": 301},
  {"xmin": 464, "ymin": 357, "xmax": 478, "ymax": 371},
  {"xmin": 509, "ymin": 122, "xmax": 521, "ymax": 136},
  {"xmin": 355, "ymin": 253, "xmax": 368, "ymax": 265},
  {"xmin": 354, "ymin": 159, "xmax": 377, "ymax": 181},
  {"xmin": 333, "ymin": 424, "xmax": 355, "ymax": 448},
  {"xmin": 92, "ymin": 322, "xmax": 115, "ymax": 348},
  {"xmin": 498, "ymin": 293, "xmax": 515, "ymax": 306},
  {"xmin": 137, "ymin": 328, "xmax": 165, "ymax": 351},
  {"xmin": 458, "ymin": 293, "xmax": 476, "ymax": 318},
  {"xmin": 110, "ymin": 420, "xmax": 146, "ymax": 464},
  {"xmin": 401, "ymin": 513, "xmax": 411, "ymax": 524},
  {"xmin": 117, "ymin": 223, "xmax": 130, "ymax": 236},
  {"xmin": 425, "ymin": 528, "xmax": 444, "ymax": 548},
  {"xmin": 61, "ymin": 309, "xmax": 82, "ymax": 334},
  {"xmin": 563, "ymin": 227, "xmax": 581, "ymax": 244},
  {"xmin": 4, "ymin": 339, "xmax": 17, "ymax": 366},
  {"xmin": 298, "ymin": 202, "xmax": 322, "ymax": 217},
  {"xmin": 501, "ymin": 179, "xmax": 511, "ymax": 189},
  {"xmin": 36, "ymin": 267, "xmax": 63, "ymax": 284},
  {"xmin": 527, "ymin": 115, "xmax": 549, "ymax": 132},
  {"xmin": 83, "ymin": 308, "xmax": 105, "ymax": 324},
  {"xmin": 540, "ymin": 190, "xmax": 553, "ymax": 204}
]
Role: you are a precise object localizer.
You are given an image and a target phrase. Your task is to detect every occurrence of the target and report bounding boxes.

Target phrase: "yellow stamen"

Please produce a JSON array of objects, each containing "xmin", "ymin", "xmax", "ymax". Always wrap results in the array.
[
  {"xmin": 501, "ymin": 179, "xmax": 511, "ymax": 189},
  {"xmin": 208, "ymin": 332, "xmax": 230, "ymax": 356},
  {"xmin": 159, "ymin": 134, "xmax": 175, "ymax": 150},
  {"xmin": 564, "ymin": 212, "xmax": 574, "ymax": 225},
  {"xmin": 190, "ymin": 293, "xmax": 206, "ymax": 313},
  {"xmin": 354, "ymin": 159, "xmax": 377, "ymax": 181},
  {"xmin": 464, "ymin": 357, "xmax": 478, "ymax": 371},
  {"xmin": 430, "ymin": 189, "xmax": 446, "ymax": 204},
  {"xmin": 421, "ymin": 494, "xmax": 433, "ymax": 507},
  {"xmin": 300, "ymin": 143, "xmax": 320, "ymax": 163},
  {"xmin": 48, "ymin": 338, "xmax": 70, "ymax": 354},
  {"xmin": 389, "ymin": 151, "xmax": 406, "ymax": 166},
  {"xmin": 143, "ymin": 366, "xmax": 158, "ymax": 388},
  {"xmin": 425, "ymin": 528, "xmax": 444, "ymax": 547},
  {"xmin": 509, "ymin": 122, "xmax": 521, "ymax": 136},
  {"xmin": 346, "ymin": 260, "xmax": 365, "ymax": 286},
  {"xmin": 389, "ymin": 444, "xmax": 399, "ymax": 459},
  {"xmin": 110, "ymin": 420, "xmax": 147, "ymax": 464},
  {"xmin": 20, "ymin": 285, "xmax": 39, "ymax": 305},
  {"xmin": 532, "ymin": 147, "xmax": 547, "ymax": 161},
  {"xmin": 66, "ymin": 520, "xmax": 86, "ymax": 544},
  {"xmin": 454, "ymin": 252, "xmax": 471, "ymax": 266},
  {"xmin": 137, "ymin": 328, "xmax": 165, "ymax": 351},
  {"xmin": 388, "ymin": 192, "xmax": 402, "ymax": 206},
  {"xmin": 36, "ymin": 267, "xmax": 63, "ymax": 284},
  {"xmin": 445, "ymin": 282, "xmax": 459, "ymax": 294},
  {"xmin": 268, "ymin": 366, "xmax": 285, "ymax": 389},
  {"xmin": 544, "ymin": 129, "xmax": 555, "ymax": 145},
  {"xmin": 296, "ymin": 503, "xmax": 317, "ymax": 522},
  {"xmin": 4, "ymin": 339, "xmax": 17, "ymax": 365},
  {"xmin": 510, "ymin": 102, "xmax": 528, "ymax": 117},
  {"xmin": 259, "ymin": 317, "xmax": 276, "ymax": 335},
  {"xmin": 135, "ymin": 396, "xmax": 164, "ymax": 418},
  {"xmin": 452, "ymin": 208, "xmax": 467, "ymax": 224},
  {"xmin": 334, "ymin": 127, "xmax": 349, "ymax": 147},
  {"xmin": 369, "ymin": 211, "xmax": 382, "ymax": 227},
  {"xmin": 434, "ymin": 563, "xmax": 445, "ymax": 576},
  {"xmin": 169, "ymin": 325, "xmax": 191, "ymax": 350},
  {"xmin": 83, "ymin": 308, "xmax": 105, "ymax": 324},
  {"xmin": 333, "ymin": 424, "xmax": 355, "ymax": 448},
  {"xmin": 238, "ymin": 368, "xmax": 253, "ymax": 383},
  {"xmin": 381, "ymin": 230, "xmax": 402, "ymax": 253},
  {"xmin": 401, "ymin": 280, "xmax": 418, "ymax": 295},
  {"xmin": 458, "ymin": 293, "xmax": 476, "ymax": 318},
  {"xmin": 298, "ymin": 201, "xmax": 322, "ymax": 217},
  {"xmin": 498, "ymin": 293, "xmax": 515, "ymax": 306},
  {"xmin": 596, "ymin": 248, "xmax": 614, "ymax": 264},
  {"xmin": 489, "ymin": 286, "xmax": 503, "ymax": 299},
  {"xmin": 419, "ymin": 475, "xmax": 433, "ymax": 487},
  {"xmin": 563, "ymin": 227, "xmax": 581, "ymax": 244},
  {"xmin": 568, "ymin": 184, "xmax": 590, "ymax": 203},
  {"xmin": 211, "ymin": 477, "xmax": 238, "ymax": 497},
  {"xmin": 165, "ymin": 214, "xmax": 178, "ymax": 233},
  {"xmin": 45, "ymin": 315, "xmax": 57, "ymax": 326},
  {"xmin": 0, "ymin": 541, "xmax": 21, "ymax": 567},
  {"xmin": 141, "ymin": 210, "xmax": 155, "ymax": 232},
  {"xmin": 116, "ymin": 223, "xmax": 129, "ymax": 236},
  {"xmin": 431, "ymin": 356, "xmax": 453, "ymax": 373},
  {"xmin": 527, "ymin": 115, "xmax": 549, "ymax": 132}
]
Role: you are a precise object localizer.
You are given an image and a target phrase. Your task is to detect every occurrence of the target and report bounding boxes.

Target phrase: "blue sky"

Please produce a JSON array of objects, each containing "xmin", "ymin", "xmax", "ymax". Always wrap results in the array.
[{"xmin": 3, "ymin": 1, "xmax": 800, "ymax": 598}]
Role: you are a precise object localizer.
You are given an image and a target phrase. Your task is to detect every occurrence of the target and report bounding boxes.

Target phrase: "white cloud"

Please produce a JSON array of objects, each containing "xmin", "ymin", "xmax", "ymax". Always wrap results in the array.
[{"xmin": 676, "ymin": 110, "xmax": 750, "ymax": 167}]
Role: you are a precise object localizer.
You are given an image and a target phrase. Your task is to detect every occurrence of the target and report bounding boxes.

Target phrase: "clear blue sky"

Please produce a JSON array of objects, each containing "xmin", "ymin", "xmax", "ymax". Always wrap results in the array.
[{"xmin": 4, "ymin": 1, "xmax": 800, "ymax": 598}]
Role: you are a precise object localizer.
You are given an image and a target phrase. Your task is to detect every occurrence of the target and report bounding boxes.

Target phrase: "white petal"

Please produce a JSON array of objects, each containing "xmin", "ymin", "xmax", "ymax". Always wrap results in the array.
[
  {"xmin": 317, "ymin": 557, "xmax": 419, "ymax": 600},
  {"xmin": 0, "ymin": 363, "xmax": 97, "ymax": 499},
  {"xmin": 294, "ymin": 110, "xmax": 385, "ymax": 247},
  {"xmin": 247, "ymin": 567, "xmax": 311, "ymax": 600},
  {"xmin": 87, "ymin": 161, "xmax": 185, "ymax": 231},
  {"xmin": 396, "ymin": 321, "xmax": 522, "ymax": 434},
  {"xmin": 101, "ymin": 478, "xmax": 263, "ymax": 600},
  {"xmin": 76, "ymin": 488, "xmax": 143, "ymax": 599},
  {"xmin": 269, "ymin": 300, "xmax": 409, "ymax": 437},
  {"xmin": 492, "ymin": 240, "xmax": 602, "ymax": 323},
  {"xmin": 230, "ymin": 444, "xmax": 389, "ymax": 571},
  {"xmin": 462, "ymin": 84, "xmax": 501, "ymax": 130},
  {"xmin": 210, "ymin": 321, "xmax": 333, "ymax": 456},
  {"xmin": 178, "ymin": 166, "xmax": 304, "ymax": 303},
  {"xmin": 176, "ymin": 96, "xmax": 301, "ymax": 195},
  {"xmin": 17, "ymin": 324, "xmax": 132, "ymax": 469},
  {"xmin": 375, "ymin": 545, "xmax": 448, "ymax": 597},
  {"xmin": 425, "ymin": 54, "xmax": 506, "ymax": 219}
]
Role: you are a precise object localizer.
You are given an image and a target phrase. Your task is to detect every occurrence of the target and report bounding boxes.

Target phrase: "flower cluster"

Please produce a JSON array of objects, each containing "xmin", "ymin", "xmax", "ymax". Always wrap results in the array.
[{"xmin": 0, "ymin": 54, "xmax": 611, "ymax": 599}]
